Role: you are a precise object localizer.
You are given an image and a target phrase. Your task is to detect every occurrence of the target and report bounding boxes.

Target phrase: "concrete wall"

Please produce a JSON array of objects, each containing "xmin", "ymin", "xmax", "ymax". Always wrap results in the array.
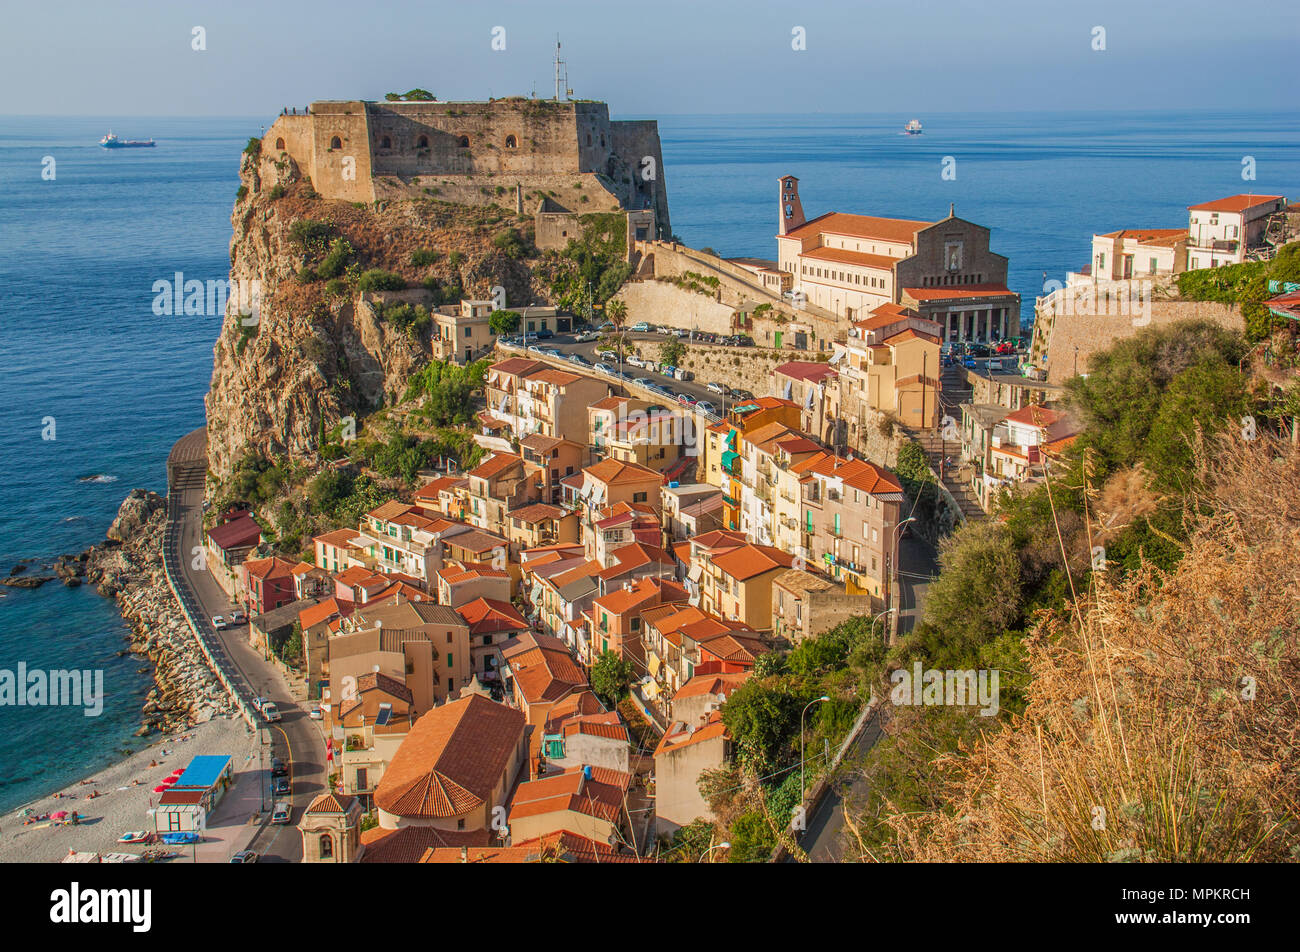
[
  {"xmin": 615, "ymin": 279, "xmax": 735, "ymax": 334},
  {"xmin": 1031, "ymin": 295, "xmax": 1245, "ymax": 386},
  {"xmin": 654, "ymin": 733, "xmax": 727, "ymax": 836}
]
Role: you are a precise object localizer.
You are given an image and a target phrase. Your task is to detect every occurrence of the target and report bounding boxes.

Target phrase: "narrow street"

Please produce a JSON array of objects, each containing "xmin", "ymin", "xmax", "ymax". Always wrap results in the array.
[{"xmin": 168, "ymin": 428, "xmax": 325, "ymax": 862}]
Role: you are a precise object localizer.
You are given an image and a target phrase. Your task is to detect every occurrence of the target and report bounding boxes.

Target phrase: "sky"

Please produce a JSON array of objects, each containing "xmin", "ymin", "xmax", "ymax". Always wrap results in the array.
[{"xmin": 2, "ymin": 0, "xmax": 1297, "ymax": 117}]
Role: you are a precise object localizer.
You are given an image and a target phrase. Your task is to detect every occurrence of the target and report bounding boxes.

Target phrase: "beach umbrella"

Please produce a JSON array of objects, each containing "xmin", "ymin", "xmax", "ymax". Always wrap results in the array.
[
  {"xmin": 152, "ymin": 785, "xmax": 168, "ymax": 793},
  {"xmin": 51, "ymin": 811, "xmax": 68, "ymax": 819},
  {"xmin": 170, "ymin": 768, "xmax": 185, "ymax": 775},
  {"xmin": 160, "ymin": 777, "xmax": 177, "ymax": 786}
]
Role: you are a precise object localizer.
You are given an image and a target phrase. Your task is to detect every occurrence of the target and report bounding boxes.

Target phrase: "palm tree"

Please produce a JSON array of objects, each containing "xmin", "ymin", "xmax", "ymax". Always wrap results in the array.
[{"xmin": 604, "ymin": 298, "xmax": 629, "ymax": 374}]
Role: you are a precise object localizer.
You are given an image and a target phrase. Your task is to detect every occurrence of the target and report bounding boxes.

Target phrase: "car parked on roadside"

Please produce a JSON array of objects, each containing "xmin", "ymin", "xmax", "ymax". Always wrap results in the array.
[
  {"xmin": 309, "ymin": 706, "xmax": 323, "ymax": 720},
  {"xmin": 272, "ymin": 776, "xmax": 291, "ymax": 796},
  {"xmin": 734, "ymin": 335, "xmax": 755, "ymax": 347},
  {"xmin": 634, "ymin": 377, "xmax": 653, "ymax": 388},
  {"xmin": 271, "ymin": 802, "xmax": 291, "ymax": 825},
  {"xmin": 962, "ymin": 355, "xmax": 978, "ymax": 369},
  {"xmin": 252, "ymin": 696, "xmax": 269, "ymax": 713},
  {"xmin": 574, "ymin": 330, "xmax": 600, "ymax": 343},
  {"xmin": 230, "ymin": 850, "xmax": 258, "ymax": 863},
  {"xmin": 677, "ymin": 393, "xmax": 698, "ymax": 407},
  {"xmin": 625, "ymin": 355, "xmax": 645, "ymax": 368},
  {"xmin": 630, "ymin": 321, "xmax": 651, "ymax": 332},
  {"xmin": 706, "ymin": 382, "xmax": 727, "ymax": 395},
  {"xmin": 594, "ymin": 363, "xmax": 613, "ymax": 376},
  {"xmin": 730, "ymin": 388, "xmax": 754, "ymax": 401},
  {"xmin": 533, "ymin": 327, "xmax": 554, "ymax": 339},
  {"xmin": 596, "ymin": 349, "xmax": 617, "ymax": 362},
  {"xmin": 271, "ymin": 757, "xmax": 287, "ymax": 777},
  {"xmin": 211, "ymin": 615, "xmax": 228, "ymax": 630},
  {"xmin": 695, "ymin": 400, "xmax": 717, "ymax": 416},
  {"xmin": 261, "ymin": 701, "xmax": 281, "ymax": 723}
]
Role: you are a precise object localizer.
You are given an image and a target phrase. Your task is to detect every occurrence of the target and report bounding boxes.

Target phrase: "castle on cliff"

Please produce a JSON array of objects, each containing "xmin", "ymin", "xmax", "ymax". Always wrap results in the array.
[{"xmin": 263, "ymin": 97, "xmax": 670, "ymax": 251}]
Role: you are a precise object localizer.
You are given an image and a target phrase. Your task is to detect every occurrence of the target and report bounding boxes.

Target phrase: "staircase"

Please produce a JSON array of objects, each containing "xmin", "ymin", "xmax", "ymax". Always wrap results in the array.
[{"xmin": 902, "ymin": 365, "xmax": 986, "ymax": 520}]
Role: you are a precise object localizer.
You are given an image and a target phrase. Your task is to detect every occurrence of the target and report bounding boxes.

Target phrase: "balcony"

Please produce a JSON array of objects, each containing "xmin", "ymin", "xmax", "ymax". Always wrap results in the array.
[{"xmin": 1186, "ymin": 236, "xmax": 1238, "ymax": 253}]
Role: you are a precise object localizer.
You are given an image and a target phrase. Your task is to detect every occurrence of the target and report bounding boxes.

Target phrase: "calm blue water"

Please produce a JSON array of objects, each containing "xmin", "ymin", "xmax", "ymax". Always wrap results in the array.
[{"xmin": 1, "ymin": 109, "xmax": 1297, "ymax": 812}]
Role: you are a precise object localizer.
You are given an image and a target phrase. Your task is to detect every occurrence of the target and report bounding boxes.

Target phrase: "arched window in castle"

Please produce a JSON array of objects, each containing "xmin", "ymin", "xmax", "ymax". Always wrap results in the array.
[
  {"xmin": 329, "ymin": 136, "xmax": 342, "ymax": 150},
  {"xmin": 319, "ymin": 834, "xmax": 333, "ymax": 858},
  {"xmin": 275, "ymin": 137, "xmax": 285, "ymax": 151},
  {"xmin": 381, "ymin": 136, "xmax": 392, "ymax": 149},
  {"xmin": 417, "ymin": 135, "xmax": 429, "ymax": 149},
  {"xmin": 458, "ymin": 136, "xmax": 470, "ymax": 148},
  {"xmin": 504, "ymin": 135, "xmax": 517, "ymax": 149}
]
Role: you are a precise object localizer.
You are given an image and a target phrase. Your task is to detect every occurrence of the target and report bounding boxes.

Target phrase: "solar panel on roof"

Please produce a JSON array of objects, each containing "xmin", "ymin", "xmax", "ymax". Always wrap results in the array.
[{"xmin": 375, "ymin": 702, "xmax": 393, "ymax": 726}]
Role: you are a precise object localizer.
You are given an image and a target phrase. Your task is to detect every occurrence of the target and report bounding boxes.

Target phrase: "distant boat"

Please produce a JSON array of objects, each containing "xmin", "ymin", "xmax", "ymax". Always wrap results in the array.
[
  {"xmin": 100, "ymin": 131, "xmax": 155, "ymax": 149},
  {"xmin": 904, "ymin": 119, "xmax": 923, "ymax": 135}
]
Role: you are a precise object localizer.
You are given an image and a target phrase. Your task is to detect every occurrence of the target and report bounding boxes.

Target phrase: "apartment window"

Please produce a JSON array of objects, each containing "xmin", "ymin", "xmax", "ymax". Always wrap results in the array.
[
  {"xmin": 483, "ymin": 634, "xmax": 492, "ymax": 645},
  {"xmin": 631, "ymin": 617, "xmax": 641, "ymax": 631},
  {"xmin": 446, "ymin": 653, "xmax": 453, "ymax": 667},
  {"xmin": 834, "ymin": 513, "xmax": 841, "ymax": 535},
  {"xmin": 458, "ymin": 819, "xmax": 466, "ymax": 830},
  {"xmin": 633, "ymin": 491, "xmax": 648, "ymax": 503},
  {"xmin": 406, "ymin": 659, "xmax": 414, "ymax": 675}
]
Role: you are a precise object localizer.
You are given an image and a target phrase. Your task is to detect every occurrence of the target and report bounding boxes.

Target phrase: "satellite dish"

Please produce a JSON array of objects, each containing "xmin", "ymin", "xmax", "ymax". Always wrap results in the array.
[{"xmin": 372, "ymin": 663, "xmax": 381, "ymax": 673}]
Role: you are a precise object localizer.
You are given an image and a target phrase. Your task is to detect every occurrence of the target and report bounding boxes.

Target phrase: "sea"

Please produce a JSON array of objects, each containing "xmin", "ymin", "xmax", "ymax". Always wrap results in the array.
[{"xmin": 1, "ymin": 109, "xmax": 1297, "ymax": 812}]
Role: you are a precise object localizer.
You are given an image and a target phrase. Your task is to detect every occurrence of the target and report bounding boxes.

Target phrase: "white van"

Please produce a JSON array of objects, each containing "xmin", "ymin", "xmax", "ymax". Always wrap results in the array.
[
  {"xmin": 261, "ymin": 701, "xmax": 281, "ymax": 723},
  {"xmin": 271, "ymin": 802, "xmax": 291, "ymax": 824}
]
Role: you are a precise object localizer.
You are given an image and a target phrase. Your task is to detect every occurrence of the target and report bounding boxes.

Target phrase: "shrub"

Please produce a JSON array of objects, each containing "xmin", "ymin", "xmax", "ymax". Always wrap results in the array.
[
  {"xmin": 357, "ymin": 269, "xmax": 407, "ymax": 292},
  {"xmin": 409, "ymin": 248, "xmax": 441, "ymax": 267}
]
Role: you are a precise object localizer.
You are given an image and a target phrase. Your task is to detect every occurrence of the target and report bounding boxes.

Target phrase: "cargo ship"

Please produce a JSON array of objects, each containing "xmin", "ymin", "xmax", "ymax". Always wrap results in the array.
[
  {"xmin": 904, "ymin": 119, "xmax": 923, "ymax": 135},
  {"xmin": 99, "ymin": 131, "xmax": 155, "ymax": 149}
]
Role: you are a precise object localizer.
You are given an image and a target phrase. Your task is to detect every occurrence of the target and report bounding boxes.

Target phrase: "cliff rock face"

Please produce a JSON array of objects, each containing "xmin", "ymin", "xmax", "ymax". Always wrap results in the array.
[{"xmin": 204, "ymin": 149, "xmax": 541, "ymax": 482}]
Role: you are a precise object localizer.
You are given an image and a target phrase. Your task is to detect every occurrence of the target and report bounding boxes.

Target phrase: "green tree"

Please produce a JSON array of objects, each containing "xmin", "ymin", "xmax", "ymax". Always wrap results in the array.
[
  {"xmin": 489, "ymin": 309, "xmax": 521, "ymax": 336},
  {"xmin": 590, "ymin": 650, "xmax": 634, "ymax": 705}
]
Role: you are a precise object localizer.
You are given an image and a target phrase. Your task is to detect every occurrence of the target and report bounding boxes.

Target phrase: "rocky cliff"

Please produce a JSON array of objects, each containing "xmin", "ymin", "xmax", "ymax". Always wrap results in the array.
[{"xmin": 205, "ymin": 146, "xmax": 547, "ymax": 483}]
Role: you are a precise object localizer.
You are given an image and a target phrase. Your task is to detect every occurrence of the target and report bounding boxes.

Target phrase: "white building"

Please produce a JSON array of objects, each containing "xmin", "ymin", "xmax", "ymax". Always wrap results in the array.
[{"xmin": 1187, "ymin": 194, "xmax": 1286, "ymax": 269}]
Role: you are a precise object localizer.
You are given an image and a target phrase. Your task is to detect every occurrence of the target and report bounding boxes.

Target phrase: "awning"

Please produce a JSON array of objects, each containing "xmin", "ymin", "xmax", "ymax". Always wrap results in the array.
[
  {"xmin": 721, "ymin": 450, "xmax": 739, "ymax": 470},
  {"xmin": 641, "ymin": 679, "xmax": 661, "ymax": 700},
  {"xmin": 783, "ymin": 380, "xmax": 793, "ymax": 400},
  {"xmin": 688, "ymin": 564, "xmax": 703, "ymax": 583},
  {"xmin": 804, "ymin": 388, "xmax": 815, "ymax": 409},
  {"xmin": 648, "ymin": 653, "xmax": 661, "ymax": 677}
]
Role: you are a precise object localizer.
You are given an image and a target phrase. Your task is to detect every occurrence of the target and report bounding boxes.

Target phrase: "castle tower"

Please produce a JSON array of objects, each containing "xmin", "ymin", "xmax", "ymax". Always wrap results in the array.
[{"xmin": 779, "ymin": 175, "xmax": 806, "ymax": 236}]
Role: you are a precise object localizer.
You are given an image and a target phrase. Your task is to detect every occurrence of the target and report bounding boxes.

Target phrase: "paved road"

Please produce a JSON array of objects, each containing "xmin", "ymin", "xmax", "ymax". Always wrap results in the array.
[
  {"xmin": 503, "ymin": 329, "xmax": 756, "ymax": 418},
  {"xmin": 797, "ymin": 705, "xmax": 890, "ymax": 862},
  {"xmin": 168, "ymin": 427, "xmax": 323, "ymax": 863}
]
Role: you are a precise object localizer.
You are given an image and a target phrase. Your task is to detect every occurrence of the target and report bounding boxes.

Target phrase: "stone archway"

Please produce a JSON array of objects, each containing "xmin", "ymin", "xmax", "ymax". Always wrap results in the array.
[
  {"xmin": 504, "ymin": 134, "xmax": 517, "ymax": 149},
  {"xmin": 275, "ymin": 137, "xmax": 285, "ymax": 150},
  {"xmin": 329, "ymin": 136, "xmax": 342, "ymax": 150}
]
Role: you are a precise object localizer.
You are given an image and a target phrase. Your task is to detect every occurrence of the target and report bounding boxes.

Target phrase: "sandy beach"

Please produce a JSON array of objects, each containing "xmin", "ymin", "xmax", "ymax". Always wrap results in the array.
[{"xmin": 0, "ymin": 713, "xmax": 261, "ymax": 863}]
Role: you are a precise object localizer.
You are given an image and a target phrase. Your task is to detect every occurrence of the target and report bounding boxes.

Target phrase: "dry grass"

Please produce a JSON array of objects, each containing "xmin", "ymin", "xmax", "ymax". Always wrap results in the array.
[{"xmin": 867, "ymin": 434, "xmax": 1300, "ymax": 862}]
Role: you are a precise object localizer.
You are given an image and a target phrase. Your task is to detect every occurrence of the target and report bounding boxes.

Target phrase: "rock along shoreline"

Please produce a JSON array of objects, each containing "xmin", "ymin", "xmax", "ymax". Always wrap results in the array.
[{"xmin": 6, "ymin": 489, "xmax": 238, "ymax": 739}]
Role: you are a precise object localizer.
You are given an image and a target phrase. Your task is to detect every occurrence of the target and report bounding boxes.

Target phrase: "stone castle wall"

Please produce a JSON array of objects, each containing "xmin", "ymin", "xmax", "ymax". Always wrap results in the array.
[{"xmin": 262, "ymin": 98, "xmax": 670, "ymax": 235}]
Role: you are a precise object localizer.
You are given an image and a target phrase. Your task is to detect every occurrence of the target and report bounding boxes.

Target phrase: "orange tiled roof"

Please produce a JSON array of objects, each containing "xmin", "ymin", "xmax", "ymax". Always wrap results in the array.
[
  {"xmin": 903, "ymin": 283, "xmax": 1013, "ymax": 301},
  {"xmin": 654, "ymin": 710, "xmax": 728, "ymax": 756},
  {"xmin": 1098, "ymin": 228, "xmax": 1187, "ymax": 247},
  {"xmin": 468, "ymin": 452, "xmax": 524, "ymax": 480},
  {"xmin": 508, "ymin": 765, "xmax": 631, "ymax": 824},
  {"xmin": 674, "ymin": 671, "xmax": 751, "ymax": 701},
  {"xmin": 457, "ymin": 596, "xmax": 528, "ymax": 634},
  {"xmin": 372, "ymin": 694, "xmax": 524, "ymax": 820},
  {"xmin": 243, "ymin": 556, "xmax": 297, "ymax": 581},
  {"xmin": 583, "ymin": 457, "xmax": 661, "ymax": 486},
  {"xmin": 1188, "ymin": 194, "xmax": 1283, "ymax": 213},
  {"xmin": 711, "ymin": 543, "xmax": 799, "ymax": 582},
  {"xmin": 299, "ymin": 596, "xmax": 352, "ymax": 630},
  {"xmin": 800, "ymin": 245, "xmax": 901, "ymax": 270},
  {"xmin": 779, "ymin": 211, "xmax": 932, "ymax": 245}
]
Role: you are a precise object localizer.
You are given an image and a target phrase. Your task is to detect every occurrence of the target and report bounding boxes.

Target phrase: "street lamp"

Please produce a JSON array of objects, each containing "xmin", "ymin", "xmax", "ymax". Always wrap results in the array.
[
  {"xmin": 700, "ymin": 841, "xmax": 731, "ymax": 863},
  {"xmin": 800, "ymin": 695, "xmax": 831, "ymax": 803}
]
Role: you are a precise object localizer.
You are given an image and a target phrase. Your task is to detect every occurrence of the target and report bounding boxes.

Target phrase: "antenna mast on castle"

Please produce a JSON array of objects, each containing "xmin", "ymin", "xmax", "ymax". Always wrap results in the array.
[{"xmin": 553, "ymin": 35, "xmax": 569, "ymax": 101}]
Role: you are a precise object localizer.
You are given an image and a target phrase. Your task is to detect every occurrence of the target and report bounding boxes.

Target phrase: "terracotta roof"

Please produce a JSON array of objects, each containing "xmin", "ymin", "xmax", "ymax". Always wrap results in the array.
[
  {"xmin": 596, "ymin": 542, "xmax": 675, "ymax": 581},
  {"xmin": 467, "ymin": 452, "xmax": 524, "ymax": 480},
  {"xmin": 304, "ymin": 792, "xmax": 355, "ymax": 815},
  {"xmin": 299, "ymin": 596, "xmax": 353, "ymax": 630},
  {"xmin": 654, "ymin": 710, "xmax": 728, "ymax": 756},
  {"xmin": 360, "ymin": 825, "xmax": 491, "ymax": 862},
  {"xmin": 800, "ymin": 245, "xmax": 901, "ymax": 270},
  {"xmin": 589, "ymin": 395, "xmax": 634, "ymax": 412},
  {"xmin": 524, "ymin": 367, "xmax": 583, "ymax": 387},
  {"xmin": 457, "ymin": 596, "xmax": 528, "ymax": 634},
  {"xmin": 508, "ymin": 765, "xmax": 631, "ymax": 824},
  {"xmin": 543, "ymin": 690, "xmax": 606, "ymax": 732},
  {"xmin": 373, "ymin": 694, "xmax": 525, "ymax": 820},
  {"xmin": 799, "ymin": 452, "xmax": 905, "ymax": 496},
  {"xmin": 488, "ymin": 357, "xmax": 546, "ymax": 377},
  {"xmin": 207, "ymin": 514, "xmax": 262, "ymax": 551},
  {"xmin": 592, "ymin": 576, "xmax": 688, "ymax": 616},
  {"xmin": 883, "ymin": 328, "xmax": 940, "ymax": 346},
  {"xmin": 314, "ymin": 527, "xmax": 363, "ymax": 549},
  {"xmin": 1003, "ymin": 404, "xmax": 1065, "ymax": 429},
  {"xmin": 674, "ymin": 671, "xmax": 751, "ymax": 701},
  {"xmin": 414, "ymin": 476, "xmax": 465, "ymax": 500},
  {"xmin": 711, "ymin": 543, "xmax": 799, "ymax": 581},
  {"xmin": 1188, "ymin": 194, "xmax": 1284, "ymax": 213},
  {"xmin": 1098, "ymin": 228, "xmax": 1187, "ymax": 247},
  {"xmin": 243, "ymin": 556, "xmax": 296, "ymax": 581},
  {"xmin": 508, "ymin": 502, "xmax": 565, "ymax": 523},
  {"xmin": 560, "ymin": 711, "xmax": 629, "ymax": 742},
  {"xmin": 444, "ymin": 529, "xmax": 509, "ymax": 555},
  {"xmin": 334, "ymin": 565, "xmax": 378, "ymax": 587},
  {"xmin": 779, "ymin": 211, "xmax": 933, "ymax": 245},
  {"xmin": 775, "ymin": 361, "xmax": 837, "ymax": 384},
  {"xmin": 903, "ymin": 283, "xmax": 1014, "ymax": 301},
  {"xmin": 583, "ymin": 457, "xmax": 661, "ymax": 486},
  {"xmin": 507, "ymin": 641, "xmax": 587, "ymax": 705},
  {"xmin": 368, "ymin": 499, "xmax": 416, "ymax": 522}
]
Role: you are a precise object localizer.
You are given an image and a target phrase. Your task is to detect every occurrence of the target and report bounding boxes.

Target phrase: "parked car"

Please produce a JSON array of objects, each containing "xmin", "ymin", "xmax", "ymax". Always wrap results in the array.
[
  {"xmin": 230, "ymin": 610, "xmax": 247, "ymax": 624},
  {"xmin": 271, "ymin": 757, "xmax": 287, "ymax": 777},
  {"xmin": 574, "ymin": 330, "xmax": 600, "ymax": 343},
  {"xmin": 540, "ymin": 347, "xmax": 561, "ymax": 357},
  {"xmin": 962, "ymin": 355, "xmax": 978, "ymax": 369},
  {"xmin": 533, "ymin": 327, "xmax": 554, "ymax": 340},
  {"xmin": 734, "ymin": 335, "xmax": 755, "ymax": 347},
  {"xmin": 594, "ymin": 363, "xmax": 613, "ymax": 376},
  {"xmin": 625, "ymin": 355, "xmax": 644, "ymax": 368},
  {"xmin": 630, "ymin": 321, "xmax": 651, "ymax": 332},
  {"xmin": 252, "ymin": 696, "xmax": 269, "ymax": 713},
  {"xmin": 730, "ymin": 388, "xmax": 755, "ymax": 401},
  {"xmin": 272, "ymin": 776, "xmax": 291, "ymax": 796},
  {"xmin": 695, "ymin": 400, "xmax": 717, "ymax": 416},
  {"xmin": 271, "ymin": 802, "xmax": 291, "ymax": 825},
  {"xmin": 596, "ymin": 349, "xmax": 617, "ymax": 362},
  {"xmin": 677, "ymin": 393, "xmax": 698, "ymax": 407},
  {"xmin": 706, "ymin": 382, "xmax": 728, "ymax": 395},
  {"xmin": 634, "ymin": 377, "xmax": 653, "ymax": 388},
  {"xmin": 211, "ymin": 615, "xmax": 228, "ymax": 630},
  {"xmin": 261, "ymin": 701, "xmax": 281, "ymax": 723},
  {"xmin": 570, "ymin": 354, "xmax": 591, "ymax": 366},
  {"xmin": 309, "ymin": 706, "xmax": 323, "ymax": 720},
  {"xmin": 671, "ymin": 328, "xmax": 688, "ymax": 338},
  {"xmin": 230, "ymin": 850, "xmax": 258, "ymax": 863}
]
